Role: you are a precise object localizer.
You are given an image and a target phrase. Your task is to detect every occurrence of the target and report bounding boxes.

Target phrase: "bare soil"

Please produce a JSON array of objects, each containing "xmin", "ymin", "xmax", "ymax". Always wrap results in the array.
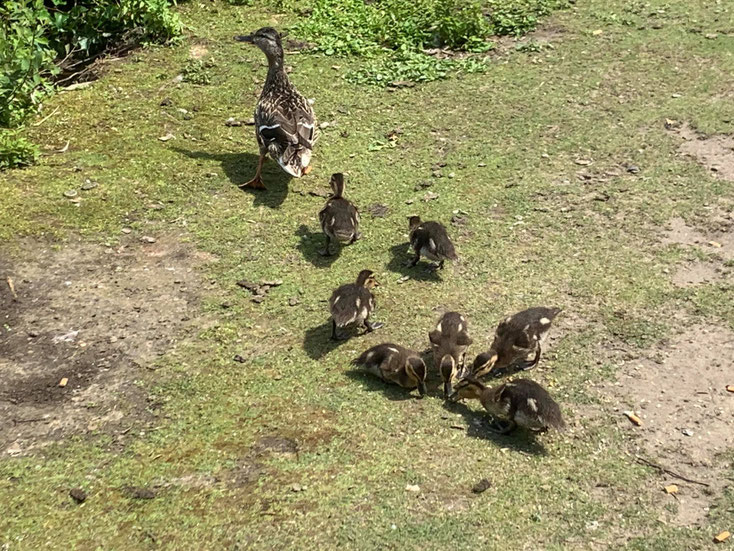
[
  {"xmin": 673, "ymin": 123, "xmax": 734, "ymax": 182},
  {"xmin": 604, "ymin": 325, "xmax": 734, "ymax": 526},
  {"xmin": 0, "ymin": 234, "xmax": 212, "ymax": 456}
]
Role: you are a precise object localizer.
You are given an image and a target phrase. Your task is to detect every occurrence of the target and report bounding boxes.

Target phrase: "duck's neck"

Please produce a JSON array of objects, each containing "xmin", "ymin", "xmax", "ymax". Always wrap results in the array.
[{"xmin": 264, "ymin": 52, "xmax": 287, "ymax": 88}]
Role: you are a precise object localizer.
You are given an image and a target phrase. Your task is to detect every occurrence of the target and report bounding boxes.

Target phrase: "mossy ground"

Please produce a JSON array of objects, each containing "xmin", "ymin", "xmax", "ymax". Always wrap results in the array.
[{"xmin": 1, "ymin": 0, "xmax": 733, "ymax": 549}]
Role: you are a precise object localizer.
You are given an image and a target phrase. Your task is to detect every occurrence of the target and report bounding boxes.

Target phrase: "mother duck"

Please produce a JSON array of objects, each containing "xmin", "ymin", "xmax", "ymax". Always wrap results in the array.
[{"xmin": 234, "ymin": 27, "xmax": 316, "ymax": 189}]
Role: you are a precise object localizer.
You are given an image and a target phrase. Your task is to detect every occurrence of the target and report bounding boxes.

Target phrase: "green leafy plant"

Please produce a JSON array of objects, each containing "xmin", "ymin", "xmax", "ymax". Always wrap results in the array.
[
  {"xmin": 182, "ymin": 59, "xmax": 212, "ymax": 85},
  {"xmin": 0, "ymin": 0, "xmax": 182, "ymax": 169},
  {"xmin": 0, "ymin": 129, "xmax": 40, "ymax": 170},
  {"xmin": 0, "ymin": 0, "xmax": 58, "ymax": 128},
  {"xmin": 275, "ymin": 0, "xmax": 566, "ymax": 86}
]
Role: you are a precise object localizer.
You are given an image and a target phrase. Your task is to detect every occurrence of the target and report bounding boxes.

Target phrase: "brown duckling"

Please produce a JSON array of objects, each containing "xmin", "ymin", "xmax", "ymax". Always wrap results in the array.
[
  {"xmin": 428, "ymin": 312, "xmax": 472, "ymax": 399},
  {"xmin": 234, "ymin": 27, "xmax": 316, "ymax": 189},
  {"xmin": 449, "ymin": 376, "xmax": 565, "ymax": 434},
  {"xmin": 472, "ymin": 307, "xmax": 562, "ymax": 377},
  {"xmin": 329, "ymin": 270, "xmax": 383, "ymax": 340},
  {"xmin": 318, "ymin": 173, "xmax": 360, "ymax": 256},
  {"xmin": 353, "ymin": 343, "xmax": 427, "ymax": 397},
  {"xmin": 408, "ymin": 216, "xmax": 458, "ymax": 269}
]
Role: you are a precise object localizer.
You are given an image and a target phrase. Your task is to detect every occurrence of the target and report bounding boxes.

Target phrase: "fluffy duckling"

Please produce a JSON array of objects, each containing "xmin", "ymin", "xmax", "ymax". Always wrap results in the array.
[
  {"xmin": 473, "ymin": 307, "xmax": 562, "ymax": 377},
  {"xmin": 408, "ymin": 216, "xmax": 458, "ymax": 269},
  {"xmin": 450, "ymin": 376, "xmax": 565, "ymax": 434},
  {"xmin": 234, "ymin": 27, "xmax": 316, "ymax": 189},
  {"xmin": 428, "ymin": 312, "xmax": 472, "ymax": 399},
  {"xmin": 318, "ymin": 173, "xmax": 360, "ymax": 256},
  {"xmin": 329, "ymin": 270, "xmax": 383, "ymax": 340},
  {"xmin": 353, "ymin": 343, "xmax": 427, "ymax": 397}
]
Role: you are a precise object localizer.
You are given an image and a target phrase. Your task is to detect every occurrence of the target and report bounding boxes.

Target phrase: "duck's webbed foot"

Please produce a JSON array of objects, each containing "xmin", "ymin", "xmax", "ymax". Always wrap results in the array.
[
  {"xmin": 364, "ymin": 320, "xmax": 384, "ymax": 333},
  {"xmin": 487, "ymin": 418, "xmax": 516, "ymax": 434}
]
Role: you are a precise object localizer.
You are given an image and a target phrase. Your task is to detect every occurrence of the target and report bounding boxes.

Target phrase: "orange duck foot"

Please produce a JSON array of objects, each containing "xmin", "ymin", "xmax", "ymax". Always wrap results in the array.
[{"xmin": 240, "ymin": 177, "xmax": 266, "ymax": 190}]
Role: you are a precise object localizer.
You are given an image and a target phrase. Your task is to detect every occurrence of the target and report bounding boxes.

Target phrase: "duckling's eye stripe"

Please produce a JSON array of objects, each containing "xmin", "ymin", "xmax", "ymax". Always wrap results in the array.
[
  {"xmin": 259, "ymin": 124, "xmax": 281, "ymax": 131},
  {"xmin": 298, "ymin": 122, "xmax": 314, "ymax": 128}
]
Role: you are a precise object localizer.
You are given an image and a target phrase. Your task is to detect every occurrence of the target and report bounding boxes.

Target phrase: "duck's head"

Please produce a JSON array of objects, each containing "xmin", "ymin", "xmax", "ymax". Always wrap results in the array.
[
  {"xmin": 406, "ymin": 356, "xmax": 428, "ymax": 397},
  {"xmin": 330, "ymin": 173, "xmax": 346, "ymax": 197},
  {"xmin": 356, "ymin": 269, "xmax": 379, "ymax": 289},
  {"xmin": 235, "ymin": 27, "xmax": 283, "ymax": 61},
  {"xmin": 448, "ymin": 375, "xmax": 485, "ymax": 402},
  {"xmin": 472, "ymin": 350, "xmax": 499, "ymax": 377},
  {"xmin": 408, "ymin": 215, "xmax": 422, "ymax": 231}
]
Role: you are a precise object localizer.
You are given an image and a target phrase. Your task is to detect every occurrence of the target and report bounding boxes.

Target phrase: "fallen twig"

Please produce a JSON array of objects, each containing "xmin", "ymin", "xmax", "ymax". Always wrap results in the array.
[
  {"xmin": 635, "ymin": 455, "xmax": 710, "ymax": 487},
  {"xmin": 33, "ymin": 106, "xmax": 60, "ymax": 127},
  {"xmin": 6, "ymin": 277, "xmax": 18, "ymax": 300}
]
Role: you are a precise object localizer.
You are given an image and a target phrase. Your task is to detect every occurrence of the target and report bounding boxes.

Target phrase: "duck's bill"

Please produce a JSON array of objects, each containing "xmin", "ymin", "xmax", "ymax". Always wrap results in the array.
[{"xmin": 234, "ymin": 34, "xmax": 254, "ymax": 43}]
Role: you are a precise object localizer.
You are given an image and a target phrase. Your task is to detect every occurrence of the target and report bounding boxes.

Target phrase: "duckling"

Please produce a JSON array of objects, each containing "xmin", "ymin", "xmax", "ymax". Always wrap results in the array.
[
  {"xmin": 428, "ymin": 312, "xmax": 472, "ymax": 399},
  {"xmin": 329, "ymin": 270, "xmax": 383, "ymax": 340},
  {"xmin": 407, "ymin": 216, "xmax": 458, "ymax": 269},
  {"xmin": 234, "ymin": 27, "xmax": 316, "ymax": 189},
  {"xmin": 472, "ymin": 307, "xmax": 562, "ymax": 377},
  {"xmin": 318, "ymin": 173, "xmax": 360, "ymax": 256},
  {"xmin": 449, "ymin": 376, "xmax": 565, "ymax": 434},
  {"xmin": 353, "ymin": 343, "xmax": 427, "ymax": 397}
]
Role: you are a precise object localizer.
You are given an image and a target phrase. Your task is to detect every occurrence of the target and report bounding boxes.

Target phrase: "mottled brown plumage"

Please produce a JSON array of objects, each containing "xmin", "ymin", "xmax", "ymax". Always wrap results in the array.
[
  {"xmin": 450, "ymin": 377, "xmax": 565, "ymax": 434},
  {"xmin": 318, "ymin": 173, "xmax": 360, "ymax": 256},
  {"xmin": 234, "ymin": 27, "xmax": 316, "ymax": 189},
  {"xmin": 328, "ymin": 270, "xmax": 383, "ymax": 340},
  {"xmin": 408, "ymin": 216, "xmax": 458, "ymax": 269},
  {"xmin": 472, "ymin": 307, "xmax": 562, "ymax": 377},
  {"xmin": 428, "ymin": 311, "xmax": 472, "ymax": 399},
  {"xmin": 353, "ymin": 343, "xmax": 427, "ymax": 397}
]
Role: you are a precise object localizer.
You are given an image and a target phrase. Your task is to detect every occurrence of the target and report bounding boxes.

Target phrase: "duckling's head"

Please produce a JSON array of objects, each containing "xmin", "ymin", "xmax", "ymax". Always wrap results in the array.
[
  {"xmin": 329, "ymin": 173, "xmax": 346, "ymax": 198},
  {"xmin": 472, "ymin": 350, "xmax": 498, "ymax": 378},
  {"xmin": 408, "ymin": 215, "xmax": 422, "ymax": 231},
  {"xmin": 448, "ymin": 376, "xmax": 485, "ymax": 402},
  {"xmin": 406, "ymin": 357, "xmax": 428, "ymax": 397},
  {"xmin": 438, "ymin": 354, "xmax": 459, "ymax": 396},
  {"xmin": 234, "ymin": 27, "xmax": 283, "ymax": 62},
  {"xmin": 356, "ymin": 269, "xmax": 379, "ymax": 289}
]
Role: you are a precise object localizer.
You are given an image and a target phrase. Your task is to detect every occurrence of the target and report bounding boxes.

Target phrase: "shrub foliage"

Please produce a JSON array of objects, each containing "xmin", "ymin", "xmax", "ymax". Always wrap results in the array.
[{"xmin": 0, "ymin": 0, "xmax": 181, "ymax": 169}]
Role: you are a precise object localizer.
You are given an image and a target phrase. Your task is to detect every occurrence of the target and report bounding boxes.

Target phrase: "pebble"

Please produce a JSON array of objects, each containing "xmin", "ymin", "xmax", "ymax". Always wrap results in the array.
[
  {"xmin": 405, "ymin": 484, "xmax": 420, "ymax": 493},
  {"xmin": 140, "ymin": 236, "xmax": 156, "ymax": 243},
  {"xmin": 81, "ymin": 180, "xmax": 98, "ymax": 191},
  {"xmin": 69, "ymin": 488, "xmax": 87, "ymax": 503},
  {"xmin": 63, "ymin": 189, "xmax": 78, "ymax": 198},
  {"xmin": 472, "ymin": 479, "xmax": 492, "ymax": 494}
]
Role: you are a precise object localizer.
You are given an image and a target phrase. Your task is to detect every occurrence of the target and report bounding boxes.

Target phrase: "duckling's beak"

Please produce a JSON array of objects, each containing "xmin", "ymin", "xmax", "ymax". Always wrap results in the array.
[
  {"xmin": 417, "ymin": 381, "xmax": 427, "ymax": 398},
  {"xmin": 234, "ymin": 34, "xmax": 254, "ymax": 43},
  {"xmin": 448, "ymin": 388, "xmax": 460, "ymax": 402}
]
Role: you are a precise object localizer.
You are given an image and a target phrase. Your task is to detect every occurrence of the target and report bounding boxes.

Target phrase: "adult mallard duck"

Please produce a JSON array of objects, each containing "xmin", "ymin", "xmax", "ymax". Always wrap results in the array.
[
  {"xmin": 449, "ymin": 376, "xmax": 565, "ymax": 434},
  {"xmin": 234, "ymin": 27, "xmax": 316, "ymax": 189},
  {"xmin": 472, "ymin": 307, "xmax": 562, "ymax": 377}
]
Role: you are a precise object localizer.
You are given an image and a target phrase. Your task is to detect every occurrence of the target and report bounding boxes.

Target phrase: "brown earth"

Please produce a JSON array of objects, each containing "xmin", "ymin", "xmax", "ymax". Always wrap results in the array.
[{"xmin": 0, "ymin": 234, "xmax": 213, "ymax": 456}]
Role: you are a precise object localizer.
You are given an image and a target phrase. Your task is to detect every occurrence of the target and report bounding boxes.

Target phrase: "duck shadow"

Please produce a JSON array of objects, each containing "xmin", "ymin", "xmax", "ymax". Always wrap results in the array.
[
  {"xmin": 295, "ymin": 225, "xmax": 340, "ymax": 268},
  {"xmin": 172, "ymin": 147, "xmax": 290, "ymax": 208},
  {"xmin": 344, "ymin": 370, "xmax": 420, "ymax": 401},
  {"xmin": 303, "ymin": 319, "xmax": 360, "ymax": 360},
  {"xmin": 442, "ymin": 400, "xmax": 547, "ymax": 456},
  {"xmin": 386, "ymin": 243, "xmax": 441, "ymax": 282}
]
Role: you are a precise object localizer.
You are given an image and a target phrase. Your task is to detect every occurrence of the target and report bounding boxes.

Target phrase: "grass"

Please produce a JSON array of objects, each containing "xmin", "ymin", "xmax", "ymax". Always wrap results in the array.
[{"xmin": 1, "ymin": 0, "xmax": 734, "ymax": 549}]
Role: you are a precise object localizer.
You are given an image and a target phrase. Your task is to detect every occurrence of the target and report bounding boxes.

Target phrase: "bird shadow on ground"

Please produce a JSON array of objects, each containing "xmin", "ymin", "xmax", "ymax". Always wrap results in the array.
[
  {"xmin": 343, "ymin": 370, "xmax": 421, "ymax": 402},
  {"xmin": 386, "ymin": 243, "xmax": 441, "ymax": 282},
  {"xmin": 172, "ymin": 148, "xmax": 290, "ymax": 208},
  {"xmin": 442, "ymin": 400, "xmax": 547, "ymax": 456},
  {"xmin": 303, "ymin": 319, "xmax": 357, "ymax": 360},
  {"xmin": 295, "ymin": 224, "xmax": 339, "ymax": 268}
]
